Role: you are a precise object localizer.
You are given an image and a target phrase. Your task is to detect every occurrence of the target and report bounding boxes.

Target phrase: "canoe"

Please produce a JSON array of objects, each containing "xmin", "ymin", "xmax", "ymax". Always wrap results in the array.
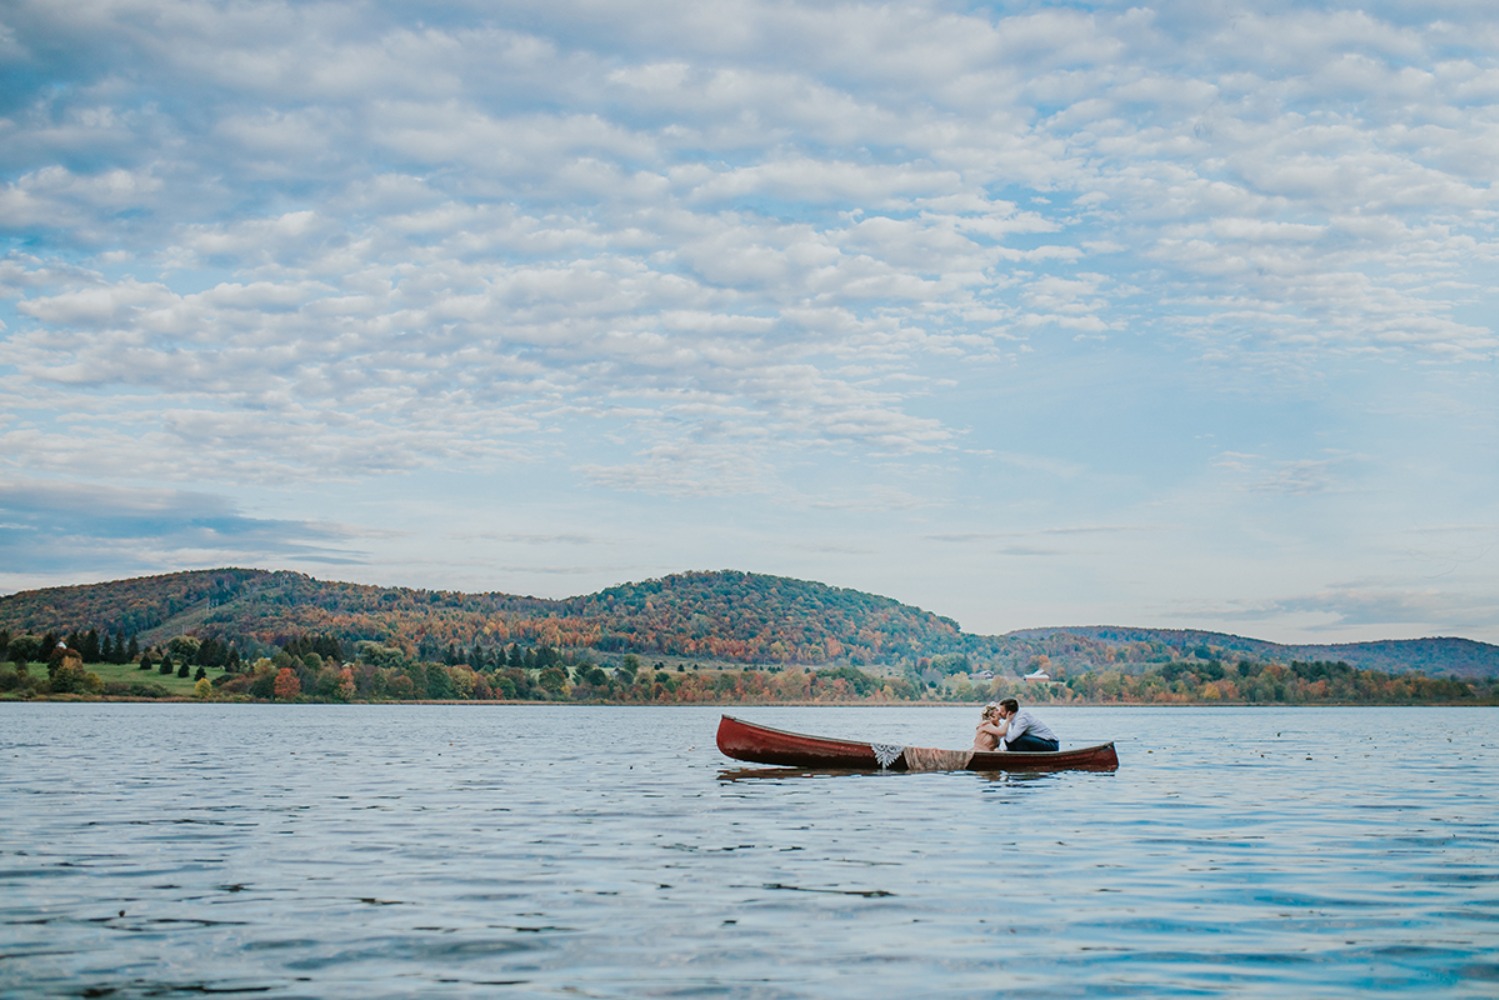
[{"xmin": 716, "ymin": 714, "xmax": 1119, "ymax": 772}]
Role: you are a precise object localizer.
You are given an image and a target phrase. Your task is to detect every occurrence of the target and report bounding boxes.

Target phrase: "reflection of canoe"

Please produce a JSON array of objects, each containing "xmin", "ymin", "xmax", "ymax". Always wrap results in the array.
[{"xmin": 716, "ymin": 714, "xmax": 1119, "ymax": 773}]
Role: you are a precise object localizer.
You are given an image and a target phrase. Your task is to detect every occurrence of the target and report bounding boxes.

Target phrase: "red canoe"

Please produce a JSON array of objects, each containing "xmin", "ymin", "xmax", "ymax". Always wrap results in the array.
[{"xmin": 716, "ymin": 714, "xmax": 1119, "ymax": 772}]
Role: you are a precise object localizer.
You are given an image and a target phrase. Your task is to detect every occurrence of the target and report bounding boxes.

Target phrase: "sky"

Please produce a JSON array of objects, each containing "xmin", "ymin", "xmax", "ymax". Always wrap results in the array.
[{"xmin": 1, "ymin": 0, "xmax": 1497, "ymax": 645}]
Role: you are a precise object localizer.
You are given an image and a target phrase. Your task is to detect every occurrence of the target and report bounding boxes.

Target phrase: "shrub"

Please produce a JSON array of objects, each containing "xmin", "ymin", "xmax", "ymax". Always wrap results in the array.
[
  {"xmin": 102, "ymin": 681, "xmax": 171, "ymax": 698},
  {"xmin": 216, "ymin": 674, "xmax": 252, "ymax": 697},
  {"xmin": 49, "ymin": 663, "xmax": 103, "ymax": 695}
]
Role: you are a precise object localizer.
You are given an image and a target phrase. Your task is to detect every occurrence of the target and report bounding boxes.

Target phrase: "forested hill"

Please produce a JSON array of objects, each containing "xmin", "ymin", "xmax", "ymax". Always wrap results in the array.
[
  {"xmin": 561, "ymin": 571, "xmax": 964, "ymax": 662},
  {"xmin": 0, "ymin": 569, "xmax": 967, "ymax": 666},
  {"xmin": 2, "ymin": 569, "xmax": 1496, "ymax": 679},
  {"xmin": 0, "ymin": 569, "xmax": 272, "ymax": 639}
]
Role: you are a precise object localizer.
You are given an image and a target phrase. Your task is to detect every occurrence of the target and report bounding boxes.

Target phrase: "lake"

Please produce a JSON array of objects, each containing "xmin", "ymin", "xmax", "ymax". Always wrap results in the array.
[{"xmin": 2, "ymin": 703, "xmax": 1496, "ymax": 997}]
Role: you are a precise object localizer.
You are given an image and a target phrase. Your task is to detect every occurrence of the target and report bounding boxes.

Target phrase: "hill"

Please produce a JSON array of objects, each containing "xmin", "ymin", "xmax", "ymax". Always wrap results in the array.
[
  {"xmin": 994, "ymin": 626, "xmax": 1499, "ymax": 680},
  {"xmin": 0, "ymin": 569, "xmax": 967, "ymax": 668},
  {"xmin": 0, "ymin": 569, "xmax": 271, "ymax": 639},
  {"xmin": 2, "ymin": 569, "xmax": 1496, "ymax": 680},
  {"xmin": 559, "ymin": 570, "xmax": 964, "ymax": 663}
]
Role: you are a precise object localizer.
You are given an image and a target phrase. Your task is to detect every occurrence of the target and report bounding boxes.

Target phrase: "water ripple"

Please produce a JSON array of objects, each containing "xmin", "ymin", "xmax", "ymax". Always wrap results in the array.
[{"xmin": 3, "ymin": 703, "xmax": 1497, "ymax": 997}]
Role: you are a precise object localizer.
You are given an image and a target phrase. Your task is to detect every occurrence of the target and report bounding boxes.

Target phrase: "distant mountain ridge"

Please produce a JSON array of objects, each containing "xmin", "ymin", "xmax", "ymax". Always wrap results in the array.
[
  {"xmin": 2, "ymin": 568, "xmax": 1496, "ymax": 679},
  {"xmin": 1002, "ymin": 626, "xmax": 1499, "ymax": 680}
]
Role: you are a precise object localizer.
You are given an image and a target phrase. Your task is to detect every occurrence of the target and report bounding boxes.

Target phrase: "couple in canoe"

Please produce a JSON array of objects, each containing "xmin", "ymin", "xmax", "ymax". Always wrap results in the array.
[{"xmin": 973, "ymin": 698, "xmax": 1060, "ymax": 753}]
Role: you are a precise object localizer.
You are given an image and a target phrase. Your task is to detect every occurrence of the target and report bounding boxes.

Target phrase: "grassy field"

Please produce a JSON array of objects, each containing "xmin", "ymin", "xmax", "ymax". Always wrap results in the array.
[{"xmin": 4, "ymin": 659, "xmax": 231, "ymax": 697}]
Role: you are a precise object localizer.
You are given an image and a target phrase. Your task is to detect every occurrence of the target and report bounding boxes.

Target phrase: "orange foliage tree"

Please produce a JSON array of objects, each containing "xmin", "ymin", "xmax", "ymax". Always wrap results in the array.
[{"xmin": 273, "ymin": 666, "xmax": 301, "ymax": 700}]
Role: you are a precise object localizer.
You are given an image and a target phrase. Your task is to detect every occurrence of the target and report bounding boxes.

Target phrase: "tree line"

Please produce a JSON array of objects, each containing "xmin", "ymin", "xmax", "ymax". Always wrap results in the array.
[
  {"xmin": 3, "ymin": 625, "xmax": 1492, "ymax": 705},
  {"xmin": 992, "ymin": 658, "xmax": 1484, "ymax": 706}
]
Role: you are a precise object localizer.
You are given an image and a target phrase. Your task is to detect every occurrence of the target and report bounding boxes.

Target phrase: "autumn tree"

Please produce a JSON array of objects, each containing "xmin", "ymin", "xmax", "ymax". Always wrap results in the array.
[
  {"xmin": 47, "ymin": 646, "xmax": 99, "ymax": 694},
  {"xmin": 273, "ymin": 667, "xmax": 301, "ymax": 700}
]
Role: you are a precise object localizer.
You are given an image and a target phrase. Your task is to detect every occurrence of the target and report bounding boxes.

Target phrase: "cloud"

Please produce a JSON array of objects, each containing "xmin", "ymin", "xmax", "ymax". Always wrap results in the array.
[
  {"xmin": 462, "ymin": 532, "xmax": 604, "ymax": 547},
  {"xmin": 0, "ymin": 479, "xmax": 362, "ymax": 588},
  {"xmin": 1216, "ymin": 584, "xmax": 1499, "ymax": 636},
  {"xmin": 579, "ymin": 438, "xmax": 778, "ymax": 497}
]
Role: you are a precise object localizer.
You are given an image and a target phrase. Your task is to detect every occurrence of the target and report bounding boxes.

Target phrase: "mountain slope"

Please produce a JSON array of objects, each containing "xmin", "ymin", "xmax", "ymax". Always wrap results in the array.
[
  {"xmin": 0, "ymin": 569, "xmax": 271, "ymax": 639},
  {"xmin": 2, "ymin": 569, "xmax": 1496, "ymax": 678}
]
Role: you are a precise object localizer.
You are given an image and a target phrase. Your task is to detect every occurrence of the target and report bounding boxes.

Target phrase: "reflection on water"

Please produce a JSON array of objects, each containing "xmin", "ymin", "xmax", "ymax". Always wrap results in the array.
[{"xmin": 2, "ymin": 703, "xmax": 1497, "ymax": 997}]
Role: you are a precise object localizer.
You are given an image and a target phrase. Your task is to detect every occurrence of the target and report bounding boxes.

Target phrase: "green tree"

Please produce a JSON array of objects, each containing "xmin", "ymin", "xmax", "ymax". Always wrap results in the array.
[
  {"xmin": 538, "ymin": 665, "xmax": 568, "ymax": 696},
  {"xmin": 401, "ymin": 663, "xmax": 429, "ymax": 698},
  {"xmin": 80, "ymin": 629, "xmax": 101, "ymax": 662},
  {"xmin": 315, "ymin": 665, "xmax": 345, "ymax": 700},
  {"xmin": 357, "ymin": 641, "xmax": 410, "ymax": 670},
  {"xmin": 167, "ymin": 636, "xmax": 202, "ymax": 664},
  {"xmin": 425, "ymin": 664, "xmax": 456, "ymax": 699},
  {"xmin": 197, "ymin": 637, "xmax": 225, "ymax": 667},
  {"xmin": 7, "ymin": 635, "xmax": 42, "ymax": 666},
  {"xmin": 248, "ymin": 663, "xmax": 278, "ymax": 699}
]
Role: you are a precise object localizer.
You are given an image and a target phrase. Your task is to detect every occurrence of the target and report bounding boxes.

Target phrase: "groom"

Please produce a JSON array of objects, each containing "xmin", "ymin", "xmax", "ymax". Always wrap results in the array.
[{"xmin": 993, "ymin": 698, "xmax": 1059, "ymax": 752}]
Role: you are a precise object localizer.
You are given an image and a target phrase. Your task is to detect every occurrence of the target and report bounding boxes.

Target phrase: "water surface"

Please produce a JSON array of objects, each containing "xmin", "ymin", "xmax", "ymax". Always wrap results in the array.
[{"xmin": 2, "ymin": 704, "xmax": 1496, "ymax": 997}]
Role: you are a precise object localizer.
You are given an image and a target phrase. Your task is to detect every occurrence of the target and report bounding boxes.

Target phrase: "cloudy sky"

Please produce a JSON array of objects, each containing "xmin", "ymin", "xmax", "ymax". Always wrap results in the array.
[{"xmin": 2, "ymin": 0, "xmax": 1496, "ymax": 644}]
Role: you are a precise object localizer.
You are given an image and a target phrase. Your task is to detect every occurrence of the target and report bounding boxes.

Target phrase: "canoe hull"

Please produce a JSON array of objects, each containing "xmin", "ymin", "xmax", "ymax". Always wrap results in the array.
[{"xmin": 716, "ymin": 714, "xmax": 1118, "ymax": 772}]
